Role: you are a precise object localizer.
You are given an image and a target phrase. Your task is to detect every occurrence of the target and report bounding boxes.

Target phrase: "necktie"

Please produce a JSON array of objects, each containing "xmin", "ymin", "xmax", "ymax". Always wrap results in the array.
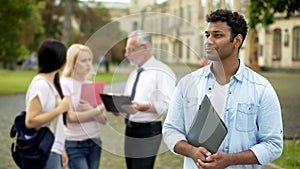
[
  {"xmin": 130, "ymin": 68, "xmax": 143, "ymax": 100},
  {"xmin": 126, "ymin": 68, "xmax": 143, "ymax": 125}
]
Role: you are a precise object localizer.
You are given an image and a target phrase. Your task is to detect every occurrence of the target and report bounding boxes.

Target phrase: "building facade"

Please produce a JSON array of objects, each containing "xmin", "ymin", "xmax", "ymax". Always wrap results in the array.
[{"xmin": 114, "ymin": 0, "xmax": 300, "ymax": 71}]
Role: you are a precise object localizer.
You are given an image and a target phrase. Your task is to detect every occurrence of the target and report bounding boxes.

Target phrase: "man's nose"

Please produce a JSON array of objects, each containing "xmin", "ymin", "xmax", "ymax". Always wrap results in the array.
[
  {"xmin": 125, "ymin": 50, "xmax": 130, "ymax": 57},
  {"xmin": 205, "ymin": 37, "xmax": 213, "ymax": 45}
]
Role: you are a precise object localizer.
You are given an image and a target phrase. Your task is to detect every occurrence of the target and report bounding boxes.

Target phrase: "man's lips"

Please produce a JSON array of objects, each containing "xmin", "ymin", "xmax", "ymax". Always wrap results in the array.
[{"xmin": 205, "ymin": 47, "xmax": 215, "ymax": 53}]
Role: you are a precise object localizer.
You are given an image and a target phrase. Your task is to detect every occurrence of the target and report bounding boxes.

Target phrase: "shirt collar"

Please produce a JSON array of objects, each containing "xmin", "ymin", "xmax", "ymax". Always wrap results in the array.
[
  {"xmin": 203, "ymin": 59, "xmax": 245, "ymax": 82},
  {"xmin": 137, "ymin": 56, "xmax": 155, "ymax": 70},
  {"xmin": 232, "ymin": 59, "xmax": 244, "ymax": 82}
]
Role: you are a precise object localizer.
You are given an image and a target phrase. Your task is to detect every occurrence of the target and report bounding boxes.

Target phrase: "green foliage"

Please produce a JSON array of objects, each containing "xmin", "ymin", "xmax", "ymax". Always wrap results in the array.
[
  {"xmin": 39, "ymin": 0, "xmax": 64, "ymax": 40},
  {"xmin": 0, "ymin": 0, "xmax": 36, "ymax": 68},
  {"xmin": 249, "ymin": 0, "xmax": 300, "ymax": 28},
  {"xmin": 20, "ymin": 1, "xmax": 44, "ymax": 52},
  {"xmin": 0, "ymin": 0, "xmax": 113, "ymax": 69}
]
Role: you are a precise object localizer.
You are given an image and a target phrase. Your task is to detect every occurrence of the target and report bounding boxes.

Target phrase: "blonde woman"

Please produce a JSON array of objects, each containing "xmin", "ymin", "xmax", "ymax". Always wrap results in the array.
[{"xmin": 60, "ymin": 44, "xmax": 107, "ymax": 169}]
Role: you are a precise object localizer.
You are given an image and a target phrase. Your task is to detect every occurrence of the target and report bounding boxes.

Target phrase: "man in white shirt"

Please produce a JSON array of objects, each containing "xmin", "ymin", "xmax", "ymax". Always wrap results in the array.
[{"xmin": 115, "ymin": 30, "xmax": 176, "ymax": 169}]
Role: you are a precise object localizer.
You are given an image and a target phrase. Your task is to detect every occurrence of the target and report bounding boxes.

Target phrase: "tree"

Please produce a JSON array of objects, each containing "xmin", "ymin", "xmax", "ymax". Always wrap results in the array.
[
  {"xmin": 249, "ymin": 0, "xmax": 300, "ymax": 29},
  {"xmin": 61, "ymin": 0, "xmax": 73, "ymax": 45},
  {"xmin": 73, "ymin": 3, "xmax": 111, "ymax": 43},
  {"xmin": 39, "ymin": 0, "xmax": 64, "ymax": 40},
  {"xmin": 0, "ymin": 0, "xmax": 36, "ymax": 69},
  {"xmin": 20, "ymin": 1, "xmax": 44, "ymax": 53}
]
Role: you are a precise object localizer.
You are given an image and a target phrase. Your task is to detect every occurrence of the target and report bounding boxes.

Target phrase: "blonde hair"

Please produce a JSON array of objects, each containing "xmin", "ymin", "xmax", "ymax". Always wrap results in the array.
[{"xmin": 62, "ymin": 44, "xmax": 94, "ymax": 78}]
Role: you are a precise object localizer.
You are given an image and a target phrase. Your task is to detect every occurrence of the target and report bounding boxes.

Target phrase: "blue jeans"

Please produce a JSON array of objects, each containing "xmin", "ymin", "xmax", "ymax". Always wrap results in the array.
[
  {"xmin": 65, "ymin": 138, "xmax": 102, "ymax": 169},
  {"xmin": 44, "ymin": 152, "xmax": 62, "ymax": 169}
]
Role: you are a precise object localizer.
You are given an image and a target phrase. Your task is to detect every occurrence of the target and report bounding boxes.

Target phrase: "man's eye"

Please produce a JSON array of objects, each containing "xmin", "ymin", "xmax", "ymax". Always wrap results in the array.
[{"xmin": 215, "ymin": 34, "xmax": 222, "ymax": 38}]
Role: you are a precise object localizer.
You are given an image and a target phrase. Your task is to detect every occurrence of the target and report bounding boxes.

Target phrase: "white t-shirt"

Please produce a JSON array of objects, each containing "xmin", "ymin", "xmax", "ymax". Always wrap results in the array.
[
  {"xmin": 25, "ymin": 75, "xmax": 65, "ymax": 155},
  {"xmin": 60, "ymin": 77, "xmax": 101, "ymax": 141},
  {"xmin": 210, "ymin": 81, "xmax": 229, "ymax": 152}
]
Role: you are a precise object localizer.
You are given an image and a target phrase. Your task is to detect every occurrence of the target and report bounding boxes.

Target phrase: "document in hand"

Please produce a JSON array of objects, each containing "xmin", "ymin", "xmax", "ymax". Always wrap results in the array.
[
  {"xmin": 186, "ymin": 95, "xmax": 228, "ymax": 154},
  {"xmin": 100, "ymin": 93, "xmax": 132, "ymax": 112},
  {"xmin": 80, "ymin": 82, "xmax": 105, "ymax": 107}
]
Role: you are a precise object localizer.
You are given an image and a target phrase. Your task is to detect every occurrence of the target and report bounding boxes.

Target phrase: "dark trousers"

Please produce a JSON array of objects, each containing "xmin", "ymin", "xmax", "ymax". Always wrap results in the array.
[{"xmin": 125, "ymin": 121, "xmax": 162, "ymax": 169}]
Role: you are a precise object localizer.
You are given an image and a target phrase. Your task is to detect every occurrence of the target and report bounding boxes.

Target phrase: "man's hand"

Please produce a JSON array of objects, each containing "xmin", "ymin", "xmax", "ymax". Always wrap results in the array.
[
  {"xmin": 121, "ymin": 101, "xmax": 151, "ymax": 114},
  {"xmin": 121, "ymin": 104, "xmax": 138, "ymax": 114},
  {"xmin": 196, "ymin": 152, "xmax": 231, "ymax": 169},
  {"xmin": 190, "ymin": 146, "xmax": 213, "ymax": 165},
  {"xmin": 174, "ymin": 141, "xmax": 213, "ymax": 167},
  {"xmin": 132, "ymin": 101, "xmax": 151, "ymax": 111}
]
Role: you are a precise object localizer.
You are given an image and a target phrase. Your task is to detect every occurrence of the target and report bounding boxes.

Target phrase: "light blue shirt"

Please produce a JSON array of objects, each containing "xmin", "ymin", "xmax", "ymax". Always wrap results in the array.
[{"xmin": 162, "ymin": 60, "xmax": 283, "ymax": 169}]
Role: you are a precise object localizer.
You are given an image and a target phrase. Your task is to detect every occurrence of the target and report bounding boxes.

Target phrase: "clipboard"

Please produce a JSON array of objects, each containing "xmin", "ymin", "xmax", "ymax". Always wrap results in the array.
[
  {"xmin": 80, "ymin": 82, "xmax": 105, "ymax": 107},
  {"xmin": 100, "ymin": 93, "xmax": 132, "ymax": 112},
  {"xmin": 186, "ymin": 95, "xmax": 228, "ymax": 153}
]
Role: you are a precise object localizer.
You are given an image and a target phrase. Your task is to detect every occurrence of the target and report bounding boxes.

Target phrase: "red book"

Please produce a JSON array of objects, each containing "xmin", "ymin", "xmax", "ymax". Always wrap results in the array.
[{"xmin": 80, "ymin": 82, "xmax": 105, "ymax": 107}]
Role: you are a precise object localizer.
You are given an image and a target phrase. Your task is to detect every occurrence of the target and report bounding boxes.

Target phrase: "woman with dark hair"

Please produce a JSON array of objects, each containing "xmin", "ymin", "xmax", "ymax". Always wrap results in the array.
[{"xmin": 25, "ymin": 39, "xmax": 70, "ymax": 169}]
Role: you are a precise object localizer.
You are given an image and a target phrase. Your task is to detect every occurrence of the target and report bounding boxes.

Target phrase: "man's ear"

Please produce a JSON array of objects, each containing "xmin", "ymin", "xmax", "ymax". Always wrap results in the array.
[{"xmin": 234, "ymin": 34, "xmax": 243, "ymax": 48}]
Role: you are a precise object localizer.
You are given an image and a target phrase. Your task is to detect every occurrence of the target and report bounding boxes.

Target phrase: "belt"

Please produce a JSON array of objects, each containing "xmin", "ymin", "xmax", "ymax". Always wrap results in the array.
[{"xmin": 127, "ymin": 121, "xmax": 161, "ymax": 128}]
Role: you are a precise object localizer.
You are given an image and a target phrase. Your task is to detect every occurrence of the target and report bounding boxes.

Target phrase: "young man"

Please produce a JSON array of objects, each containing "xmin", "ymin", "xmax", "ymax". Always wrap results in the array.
[
  {"xmin": 162, "ymin": 9, "xmax": 283, "ymax": 169},
  {"xmin": 115, "ymin": 30, "xmax": 176, "ymax": 169}
]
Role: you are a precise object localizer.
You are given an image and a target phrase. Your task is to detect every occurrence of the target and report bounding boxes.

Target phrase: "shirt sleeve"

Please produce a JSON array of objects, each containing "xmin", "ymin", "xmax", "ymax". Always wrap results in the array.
[
  {"xmin": 152, "ymin": 70, "xmax": 176, "ymax": 116},
  {"xmin": 162, "ymin": 81, "xmax": 188, "ymax": 154},
  {"xmin": 27, "ymin": 80, "xmax": 53, "ymax": 110},
  {"xmin": 249, "ymin": 83, "xmax": 283, "ymax": 165},
  {"xmin": 60, "ymin": 78, "xmax": 72, "ymax": 96}
]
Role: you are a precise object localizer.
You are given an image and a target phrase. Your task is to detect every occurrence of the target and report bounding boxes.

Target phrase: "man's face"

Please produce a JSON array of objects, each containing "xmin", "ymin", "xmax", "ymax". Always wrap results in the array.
[
  {"xmin": 124, "ymin": 36, "xmax": 147, "ymax": 67},
  {"xmin": 204, "ymin": 21, "xmax": 235, "ymax": 61}
]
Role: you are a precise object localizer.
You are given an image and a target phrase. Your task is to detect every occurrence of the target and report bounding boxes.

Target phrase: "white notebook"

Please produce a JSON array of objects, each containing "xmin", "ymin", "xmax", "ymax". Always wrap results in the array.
[{"xmin": 187, "ymin": 95, "xmax": 228, "ymax": 153}]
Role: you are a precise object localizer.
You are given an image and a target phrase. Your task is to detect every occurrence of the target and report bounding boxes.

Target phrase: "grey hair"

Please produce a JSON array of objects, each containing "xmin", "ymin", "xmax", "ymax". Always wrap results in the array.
[{"xmin": 128, "ymin": 30, "xmax": 152, "ymax": 47}]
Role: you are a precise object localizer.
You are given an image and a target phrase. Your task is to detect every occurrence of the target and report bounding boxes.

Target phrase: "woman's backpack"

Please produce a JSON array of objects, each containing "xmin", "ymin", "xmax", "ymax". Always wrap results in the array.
[{"xmin": 10, "ymin": 111, "xmax": 54, "ymax": 169}]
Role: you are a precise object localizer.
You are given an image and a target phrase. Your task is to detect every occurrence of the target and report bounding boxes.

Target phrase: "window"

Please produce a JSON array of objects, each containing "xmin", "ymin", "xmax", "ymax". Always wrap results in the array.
[
  {"xmin": 226, "ymin": 0, "xmax": 234, "ymax": 9},
  {"xmin": 199, "ymin": 0, "xmax": 205, "ymax": 18},
  {"xmin": 273, "ymin": 29, "xmax": 282, "ymax": 60},
  {"xmin": 293, "ymin": 27, "xmax": 300, "ymax": 60},
  {"xmin": 187, "ymin": 5, "xmax": 191, "ymax": 22},
  {"xmin": 213, "ymin": 0, "xmax": 221, "ymax": 10},
  {"xmin": 186, "ymin": 40, "xmax": 190, "ymax": 59},
  {"xmin": 133, "ymin": 21, "xmax": 138, "ymax": 31}
]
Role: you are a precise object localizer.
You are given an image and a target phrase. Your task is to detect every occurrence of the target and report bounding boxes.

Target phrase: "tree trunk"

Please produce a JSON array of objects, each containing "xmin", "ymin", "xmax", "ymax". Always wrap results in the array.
[{"xmin": 61, "ymin": 0, "xmax": 72, "ymax": 45}]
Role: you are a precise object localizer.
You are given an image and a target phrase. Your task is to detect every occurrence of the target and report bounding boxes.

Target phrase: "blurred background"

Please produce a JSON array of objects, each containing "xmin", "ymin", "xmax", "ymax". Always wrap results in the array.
[
  {"xmin": 0, "ymin": 0, "xmax": 299, "ymax": 169},
  {"xmin": 1, "ymin": 0, "xmax": 300, "ymax": 72}
]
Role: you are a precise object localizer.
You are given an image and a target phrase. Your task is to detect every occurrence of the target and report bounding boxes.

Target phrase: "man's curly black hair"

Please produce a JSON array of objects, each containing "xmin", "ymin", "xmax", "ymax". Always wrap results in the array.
[{"xmin": 206, "ymin": 9, "xmax": 248, "ymax": 49}]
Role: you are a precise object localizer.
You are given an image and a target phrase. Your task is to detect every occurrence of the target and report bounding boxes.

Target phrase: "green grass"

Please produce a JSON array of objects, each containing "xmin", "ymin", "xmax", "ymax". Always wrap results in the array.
[
  {"xmin": 0, "ymin": 70, "xmax": 36, "ymax": 95},
  {"xmin": 0, "ymin": 70, "xmax": 128, "ymax": 96},
  {"xmin": 272, "ymin": 139, "xmax": 300, "ymax": 169}
]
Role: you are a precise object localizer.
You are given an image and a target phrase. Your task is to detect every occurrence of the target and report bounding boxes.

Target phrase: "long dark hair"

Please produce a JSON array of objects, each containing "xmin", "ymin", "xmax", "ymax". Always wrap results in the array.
[{"xmin": 37, "ymin": 39, "xmax": 67, "ymax": 98}]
